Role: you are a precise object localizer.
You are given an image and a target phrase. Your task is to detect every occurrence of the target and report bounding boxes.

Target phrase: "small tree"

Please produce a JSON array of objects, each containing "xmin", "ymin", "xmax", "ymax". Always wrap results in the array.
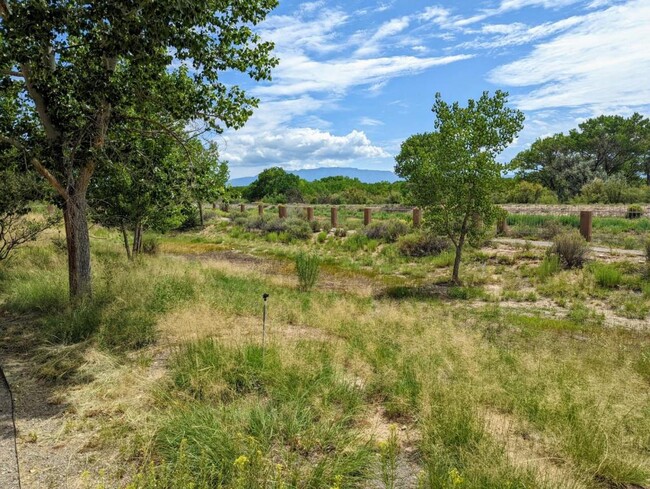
[
  {"xmin": 185, "ymin": 140, "xmax": 229, "ymax": 227},
  {"xmin": 395, "ymin": 91, "xmax": 524, "ymax": 283}
]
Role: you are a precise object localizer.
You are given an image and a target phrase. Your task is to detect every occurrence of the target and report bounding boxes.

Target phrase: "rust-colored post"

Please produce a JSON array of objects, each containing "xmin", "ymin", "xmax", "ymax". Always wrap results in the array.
[
  {"xmin": 580, "ymin": 211, "xmax": 592, "ymax": 242},
  {"xmin": 279, "ymin": 205, "xmax": 288, "ymax": 219},
  {"xmin": 258, "ymin": 204, "xmax": 264, "ymax": 216},
  {"xmin": 306, "ymin": 207, "xmax": 314, "ymax": 221},
  {"xmin": 331, "ymin": 207, "xmax": 338, "ymax": 228},
  {"xmin": 413, "ymin": 207, "xmax": 422, "ymax": 228},
  {"xmin": 240, "ymin": 203, "xmax": 246, "ymax": 213},
  {"xmin": 363, "ymin": 208, "xmax": 372, "ymax": 226}
]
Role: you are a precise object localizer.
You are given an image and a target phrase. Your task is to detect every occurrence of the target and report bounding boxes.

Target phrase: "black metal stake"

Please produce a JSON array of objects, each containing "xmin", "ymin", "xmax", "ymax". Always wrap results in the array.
[{"xmin": 262, "ymin": 293, "xmax": 269, "ymax": 363}]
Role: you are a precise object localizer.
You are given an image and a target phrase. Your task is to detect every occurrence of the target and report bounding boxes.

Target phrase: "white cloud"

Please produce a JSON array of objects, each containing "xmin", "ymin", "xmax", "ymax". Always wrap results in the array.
[
  {"xmin": 354, "ymin": 16, "xmax": 411, "ymax": 56},
  {"xmin": 222, "ymin": 128, "xmax": 389, "ymax": 168},
  {"xmin": 460, "ymin": 15, "xmax": 584, "ymax": 49},
  {"xmin": 489, "ymin": 0, "xmax": 650, "ymax": 111},
  {"xmin": 255, "ymin": 53, "xmax": 473, "ymax": 97},
  {"xmin": 359, "ymin": 117, "xmax": 384, "ymax": 126}
]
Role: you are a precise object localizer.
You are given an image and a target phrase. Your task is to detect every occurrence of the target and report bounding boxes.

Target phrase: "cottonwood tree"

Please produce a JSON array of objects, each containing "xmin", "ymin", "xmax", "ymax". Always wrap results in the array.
[
  {"xmin": 396, "ymin": 91, "xmax": 524, "ymax": 284},
  {"xmin": 0, "ymin": 0, "xmax": 278, "ymax": 299}
]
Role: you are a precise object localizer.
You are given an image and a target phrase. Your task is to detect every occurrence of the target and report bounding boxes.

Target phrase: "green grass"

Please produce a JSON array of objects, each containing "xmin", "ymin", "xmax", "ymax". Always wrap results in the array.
[{"xmin": 2, "ymin": 221, "xmax": 650, "ymax": 488}]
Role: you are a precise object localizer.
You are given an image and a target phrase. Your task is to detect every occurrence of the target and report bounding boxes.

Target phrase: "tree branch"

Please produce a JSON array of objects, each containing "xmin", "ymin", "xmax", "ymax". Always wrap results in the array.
[
  {"xmin": 0, "ymin": 0, "xmax": 10, "ymax": 18},
  {"xmin": 1, "ymin": 70, "xmax": 24, "ymax": 78},
  {"xmin": 0, "ymin": 134, "xmax": 68, "ymax": 199},
  {"xmin": 20, "ymin": 63, "xmax": 62, "ymax": 141}
]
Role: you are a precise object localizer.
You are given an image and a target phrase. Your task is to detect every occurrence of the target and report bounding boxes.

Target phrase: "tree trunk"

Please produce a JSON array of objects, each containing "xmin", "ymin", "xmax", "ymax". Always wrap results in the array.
[
  {"xmin": 120, "ymin": 221, "xmax": 132, "ymax": 260},
  {"xmin": 63, "ymin": 191, "xmax": 92, "ymax": 299},
  {"xmin": 132, "ymin": 222, "xmax": 143, "ymax": 256},
  {"xmin": 198, "ymin": 201, "xmax": 204, "ymax": 227},
  {"xmin": 452, "ymin": 233, "xmax": 466, "ymax": 285}
]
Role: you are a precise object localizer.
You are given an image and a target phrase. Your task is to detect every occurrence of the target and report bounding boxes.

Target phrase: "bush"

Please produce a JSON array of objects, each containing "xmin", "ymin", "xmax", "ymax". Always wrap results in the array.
[
  {"xmin": 142, "ymin": 236, "xmax": 159, "ymax": 255},
  {"xmin": 550, "ymin": 231, "xmax": 589, "ymax": 269},
  {"xmin": 645, "ymin": 238, "xmax": 650, "ymax": 263},
  {"xmin": 626, "ymin": 204, "xmax": 644, "ymax": 219},
  {"xmin": 397, "ymin": 232, "xmax": 450, "ymax": 257},
  {"xmin": 363, "ymin": 219, "xmax": 410, "ymax": 242},
  {"xmin": 295, "ymin": 252, "xmax": 320, "ymax": 292}
]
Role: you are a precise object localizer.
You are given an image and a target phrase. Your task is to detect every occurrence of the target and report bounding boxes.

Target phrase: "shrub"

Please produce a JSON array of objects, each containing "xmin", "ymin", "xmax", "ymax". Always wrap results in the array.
[
  {"xmin": 281, "ymin": 218, "xmax": 313, "ymax": 240},
  {"xmin": 539, "ymin": 220, "xmax": 563, "ymax": 240},
  {"xmin": 626, "ymin": 204, "xmax": 644, "ymax": 219},
  {"xmin": 308, "ymin": 219, "xmax": 320, "ymax": 233},
  {"xmin": 295, "ymin": 252, "xmax": 320, "ymax": 292},
  {"xmin": 550, "ymin": 231, "xmax": 589, "ymax": 269},
  {"xmin": 591, "ymin": 263, "xmax": 622, "ymax": 288},
  {"xmin": 334, "ymin": 227, "xmax": 347, "ymax": 238},
  {"xmin": 645, "ymin": 238, "xmax": 650, "ymax": 263},
  {"xmin": 363, "ymin": 219, "xmax": 410, "ymax": 242},
  {"xmin": 142, "ymin": 236, "xmax": 159, "ymax": 255},
  {"xmin": 397, "ymin": 232, "xmax": 450, "ymax": 257}
]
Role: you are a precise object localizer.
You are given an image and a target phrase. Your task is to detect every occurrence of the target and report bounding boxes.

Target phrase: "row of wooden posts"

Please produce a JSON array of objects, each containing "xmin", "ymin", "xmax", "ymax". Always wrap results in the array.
[{"xmin": 220, "ymin": 203, "xmax": 595, "ymax": 242}]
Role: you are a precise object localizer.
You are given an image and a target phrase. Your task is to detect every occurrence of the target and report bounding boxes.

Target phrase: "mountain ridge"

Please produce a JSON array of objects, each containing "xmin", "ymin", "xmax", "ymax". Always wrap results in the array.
[{"xmin": 229, "ymin": 167, "xmax": 400, "ymax": 186}]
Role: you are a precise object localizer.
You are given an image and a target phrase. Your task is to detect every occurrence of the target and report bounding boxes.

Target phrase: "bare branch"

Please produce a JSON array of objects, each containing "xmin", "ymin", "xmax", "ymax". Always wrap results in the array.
[{"xmin": 1, "ymin": 70, "xmax": 24, "ymax": 78}]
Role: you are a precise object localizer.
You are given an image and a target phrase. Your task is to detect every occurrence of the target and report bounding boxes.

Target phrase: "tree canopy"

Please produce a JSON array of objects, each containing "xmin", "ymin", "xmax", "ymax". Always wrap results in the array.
[{"xmin": 0, "ymin": 0, "xmax": 278, "ymax": 298}]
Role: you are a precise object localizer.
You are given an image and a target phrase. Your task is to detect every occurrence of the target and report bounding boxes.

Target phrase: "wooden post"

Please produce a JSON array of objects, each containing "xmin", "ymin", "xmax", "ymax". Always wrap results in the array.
[
  {"xmin": 306, "ymin": 207, "xmax": 314, "ymax": 221},
  {"xmin": 279, "ymin": 205, "xmax": 288, "ymax": 219},
  {"xmin": 258, "ymin": 204, "xmax": 264, "ymax": 216},
  {"xmin": 580, "ymin": 211, "xmax": 592, "ymax": 242},
  {"xmin": 331, "ymin": 207, "xmax": 338, "ymax": 228},
  {"xmin": 363, "ymin": 208, "xmax": 372, "ymax": 226},
  {"xmin": 412, "ymin": 207, "xmax": 422, "ymax": 228},
  {"xmin": 240, "ymin": 203, "xmax": 246, "ymax": 213}
]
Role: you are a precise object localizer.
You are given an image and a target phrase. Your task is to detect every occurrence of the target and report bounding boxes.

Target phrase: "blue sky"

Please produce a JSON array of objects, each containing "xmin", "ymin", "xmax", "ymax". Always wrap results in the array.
[{"xmin": 218, "ymin": 0, "xmax": 650, "ymax": 178}]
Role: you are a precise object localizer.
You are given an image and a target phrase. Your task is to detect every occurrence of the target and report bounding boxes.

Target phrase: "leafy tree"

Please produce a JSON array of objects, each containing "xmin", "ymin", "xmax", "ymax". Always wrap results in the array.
[
  {"xmin": 510, "ymin": 134, "xmax": 599, "ymax": 201},
  {"xmin": 89, "ymin": 120, "xmax": 192, "ymax": 259},
  {"xmin": 244, "ymin": 167, "xmax": 302, "ymax": 203},
  {"xmin": 0, "ymin": 0, "xmax": 278, "ymax": 298},
  {"xmin": 396, "ymin": 91, "xmax": 524, "ymax": 283},
  {"xmin": 511, "ymin": 113, "xmax": 650, "ymax": 198},
  {"xmin": 184, "ymin": 140, "xmax": 229, "ymax": 227}
]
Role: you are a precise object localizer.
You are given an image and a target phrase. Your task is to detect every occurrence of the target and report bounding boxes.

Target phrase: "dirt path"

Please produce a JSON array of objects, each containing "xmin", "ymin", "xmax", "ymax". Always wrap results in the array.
[
  {"xmin": 0, "ymin": 364, "xmax": 20, "ymax": 489},
  {"xmin": 494, "ymin": 237, "xmax": 646, "ymax": 258}
]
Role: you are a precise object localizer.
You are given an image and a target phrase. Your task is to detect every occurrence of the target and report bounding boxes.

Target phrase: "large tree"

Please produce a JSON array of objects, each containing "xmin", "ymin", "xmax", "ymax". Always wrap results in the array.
[
  {"xmin": 396, "ymin": 91, "xmax": 524, "ymax": 284},
  {"xmin": 0, "ymin": 0, "xmax": 277, "ymax": 299}
]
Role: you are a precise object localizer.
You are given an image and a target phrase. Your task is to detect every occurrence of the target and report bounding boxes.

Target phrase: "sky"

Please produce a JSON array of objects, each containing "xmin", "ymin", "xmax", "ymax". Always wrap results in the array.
[{"xmin": 216, "ymin": 0, "xmax": 650, "ymax": 179}]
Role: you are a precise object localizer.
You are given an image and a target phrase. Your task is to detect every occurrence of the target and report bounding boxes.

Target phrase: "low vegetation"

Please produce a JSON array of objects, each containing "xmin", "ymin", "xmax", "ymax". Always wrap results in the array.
[{"xmin": 1, "ymin": 210, "xmax": 648, "ymax": 488}]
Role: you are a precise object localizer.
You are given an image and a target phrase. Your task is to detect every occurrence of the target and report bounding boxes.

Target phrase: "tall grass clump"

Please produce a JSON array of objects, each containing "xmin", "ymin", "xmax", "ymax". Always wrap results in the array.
[
  {"xmin": 295, "ymin": 251, "xmax": 320, "ymax": 292},
  {"xmin": 591, "ymin": 263, "xmax": 622, "ymax": 288},
  {"xmin": 550, "ymin": 231, "xmax": 588, "ymax": 269},
  {"xmin": 537, "ymin": 254, "xmax": 560, "ymax": 280}
]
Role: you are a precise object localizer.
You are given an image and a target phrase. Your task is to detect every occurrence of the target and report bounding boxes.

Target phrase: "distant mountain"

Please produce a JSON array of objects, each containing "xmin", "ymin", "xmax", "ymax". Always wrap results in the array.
[{"xmin": 229, "ymin": 167, "xmax": 400, "ymax": 187}]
